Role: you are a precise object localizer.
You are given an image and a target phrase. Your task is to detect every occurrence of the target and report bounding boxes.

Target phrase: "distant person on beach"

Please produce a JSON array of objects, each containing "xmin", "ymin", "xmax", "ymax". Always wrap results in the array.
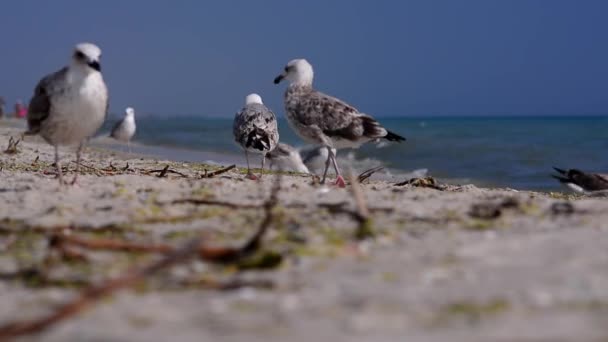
[
  {"xmin": 15, "ymin": 100, "xmax": 27, "ymax": 119},
  {"xmin": 0, "ymin": 96, "xmax": 5, "ymax": 118}
]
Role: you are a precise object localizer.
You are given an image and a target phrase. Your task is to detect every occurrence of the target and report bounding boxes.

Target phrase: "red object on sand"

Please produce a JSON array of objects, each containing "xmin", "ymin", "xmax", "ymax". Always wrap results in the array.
[{"xmin": 15, "ymin": 102, "xmax": 27, "ymax": 118}]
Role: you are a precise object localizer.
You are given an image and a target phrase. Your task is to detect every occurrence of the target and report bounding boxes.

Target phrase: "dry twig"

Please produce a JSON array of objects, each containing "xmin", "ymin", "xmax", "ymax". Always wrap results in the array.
[
  {"xmin": 4, "ymin": 136, "xmax": 21, "ymax": 154},
  {"xmin": 348, "ymin": 172, "xmax": 374, "ymax": 239},
  {"xmin": 0, "ymin": 175, "xmax": 282, "ymax": 340},
  {"xmin": 357, "ymin": 166, "xmax": 384, "ymax": 184},
  {"xmin": 394, "ymin": 176, "xmax": 446, "ymax": 190},
  {"xmin": 148, "ymin": 165, "xmax": 188, "ymax": 178},
  {"xmin": 170, "ymin": 198, "xmax": 262, "ymax": 209},
  {"xmin": 201, "ymin": 164, "xmax": 236, "ymax": 178}
]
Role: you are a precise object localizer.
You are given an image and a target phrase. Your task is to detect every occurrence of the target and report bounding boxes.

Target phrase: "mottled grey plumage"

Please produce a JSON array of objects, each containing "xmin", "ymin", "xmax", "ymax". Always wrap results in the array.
[
  {"xmin": 552, "ymin": 167, "xmax": 608, "ymax": 193},
  {"xmin": 233, "ymin": 94, "xmax": 279, "ymax": 178},
  {"xmin": 26, "ymin": 42, "xmax": 109, "ymax": 185},
  {"xmin": 274, "ymin": 59, "xmax": 405, "ymax": 186},
  {"xmin": 284, "ymin": 85, "xmax": 404, "ymax": 149}
]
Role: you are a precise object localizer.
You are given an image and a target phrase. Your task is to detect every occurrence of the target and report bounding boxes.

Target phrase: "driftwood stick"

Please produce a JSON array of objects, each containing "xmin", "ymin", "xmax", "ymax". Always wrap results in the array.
[
  {"xmin": 170, "ymin": 198, "xmax": 262, "ymax": 209},
  {"xmin": 201, "ymin": 164, "xmax": 236, "ymax": 178},
  {"xmin": 0, "ymin": 175, "xmax": 282, "ymax": 340},
  {"xmin": 348, "ymin": 172, "xmax": 374, "ymax": 239},
  {"xmin": 357, "ymin": 166, "xmax": 384, "ymax": 184}
]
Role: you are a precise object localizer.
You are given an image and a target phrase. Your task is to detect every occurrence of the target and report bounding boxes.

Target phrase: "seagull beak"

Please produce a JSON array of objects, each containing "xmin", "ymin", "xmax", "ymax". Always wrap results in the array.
[
  {"xmin": 273, "ymin": 73, "xmax": 285, "ymax": 84},
  {"xmin": 88, "ymin": 61, "xmax": 101, "ymax": 72}
]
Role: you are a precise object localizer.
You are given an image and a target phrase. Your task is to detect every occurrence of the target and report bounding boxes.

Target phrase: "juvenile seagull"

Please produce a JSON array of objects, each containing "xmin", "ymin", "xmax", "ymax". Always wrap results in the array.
[
  {"xmin": 274, "ymin": 59, "xmax": 405, "ymax": 187},
  {"xmin": 552, "ymin": 167, "xmax": 608, "ymax": 193},
  {"xmin": 110, "ymin": 107, "xmax": 137, "ymax": 152},
  {"xmin": 233, "ymin": 93, "xmax": 279, "ymax": 179},
  {"xmin": 301, "ymin": 145, "xmax": 336, "ymax": 175},
  {"xmin": 26, "ymin": 42, "xmax": 108, "ymax": 185},
  {"xmin": 267, "ymin": 143, "xmax": 309, "ymax": 173}
]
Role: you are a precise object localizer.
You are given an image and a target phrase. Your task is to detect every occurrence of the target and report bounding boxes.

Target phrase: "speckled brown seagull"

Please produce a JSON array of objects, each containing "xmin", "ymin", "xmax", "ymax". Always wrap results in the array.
[
  {"xmin": 552, "ymin": 167, "xmax": 608, "ymax": 193},
  {"xmin": 26, "ymin": 42, "xmax": 109, "ymax": 185},
  {"xmin": 274, "ymin": 58, "xmax": 405, "ymax": 187},
  {"xmin": 233, "ymin": 93, "xmax": 279, "ymax": 179}
]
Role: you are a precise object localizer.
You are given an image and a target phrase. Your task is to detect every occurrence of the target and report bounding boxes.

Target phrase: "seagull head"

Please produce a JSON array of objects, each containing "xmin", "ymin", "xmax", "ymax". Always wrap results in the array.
[
  {"xmin": 125, "ymin": 107, "xmax": 135, "ymax": 117},
  {"xmin": 71, "ymin": 43, "xmax": 102, "ymax": 72},
  {"xmin": 274, "ymin": 59, "xmax": 314, "ymax": 86},
  {"xmin": 245, "ymin": 93, "xmax": 263, "ymax": 105}
]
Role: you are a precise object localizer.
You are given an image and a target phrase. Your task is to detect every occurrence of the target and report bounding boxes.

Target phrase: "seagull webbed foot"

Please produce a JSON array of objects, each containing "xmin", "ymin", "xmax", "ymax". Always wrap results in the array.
[
  {"xmin": 246, "ymin": 172, "xmax": 259, "ymax": 181},
  {"xmin": 334, "ymin": 175, "xmax": 346, "ymax": 188}
]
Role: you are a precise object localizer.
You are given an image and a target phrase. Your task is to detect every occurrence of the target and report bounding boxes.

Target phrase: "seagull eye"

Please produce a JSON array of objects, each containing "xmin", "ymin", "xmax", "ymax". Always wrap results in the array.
[
  {"xmin": 284, "ymin": 66, "xmax": 290, "ymax": 72},
  {"xmin": 75, "ymin": 51, "xmax": 85, "ymax": 59}
]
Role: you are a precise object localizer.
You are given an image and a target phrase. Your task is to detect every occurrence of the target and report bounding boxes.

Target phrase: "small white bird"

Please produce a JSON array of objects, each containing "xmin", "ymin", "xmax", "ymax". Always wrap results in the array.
[
  {"xmin": 233, "ymin": 93, "xmax": 279, "ymax": 179},
  {"xmin": 110, "ymin": 107, "xmax": 137, "ymax": 152},
  {"xmin": 26, "ymin": 42, "xmax": 108, "ymax": 185},
  {"xmin": 274, "ymin": 59, "xmax": 405, "ymax": 187},
  {"xmin": 267, "ymin": 143, "xmax": 309, "ymax": 173},
  {"xmin": 300, "ymin": 145, "xmax": 336, "ymax": 175},
  {"xmin": 266, "ymin": 143, "xmax": 338, "ymax": 176}
]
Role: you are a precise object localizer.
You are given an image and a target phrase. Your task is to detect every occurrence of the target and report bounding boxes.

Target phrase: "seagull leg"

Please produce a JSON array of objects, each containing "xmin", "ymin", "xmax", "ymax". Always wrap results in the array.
[
  {"xmin": 54, "ymin": 145, "xmax": 65, "ymax": 185},
  {"xmin": 127, "ymin": 141, "xmax": 131, "ymax": 154},
  {"xmin": 321, "ymin": 146, "xmax": 332, "ymax": 184},
  {"xmin": 245, "ymin": 150, "xmax": 257, "ymax": 180},
  {"xmin": 259, "ymin": 154, "xmax": 266, "ymax": 179},
  {"xmin": 329, "ymin": 149, "xmax": 346, "ymax": 188},
  {"xmin": 70, "ymin": 143, "xmax": 83, "ymax": 185}
]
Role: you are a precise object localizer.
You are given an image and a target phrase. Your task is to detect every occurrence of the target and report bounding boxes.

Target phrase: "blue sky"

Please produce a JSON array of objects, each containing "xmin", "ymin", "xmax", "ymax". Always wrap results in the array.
[{"xmin": 0, "ymin": 0, "xmax": 606, "ymax": 117}]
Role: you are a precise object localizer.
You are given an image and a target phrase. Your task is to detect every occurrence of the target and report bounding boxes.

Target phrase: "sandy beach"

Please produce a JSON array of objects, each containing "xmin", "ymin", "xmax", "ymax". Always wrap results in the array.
[{"xmin": 1, "ymin": 120, "xmax": 608, "ymax": 341}]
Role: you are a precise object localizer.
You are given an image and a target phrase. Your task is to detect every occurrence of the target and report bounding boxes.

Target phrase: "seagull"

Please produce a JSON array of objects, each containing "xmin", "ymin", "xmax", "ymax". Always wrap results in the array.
[
  {"xmin": 266, "ymin": 143, "xmax": 338, "ymax": 176},
  {"xmin": 552, "ymin": 167, "xmax": 608, "ymax": 193},
  {"xmin": 110, "ymin": 107, "xmax": 136, "ymax": 152},
  {"xmin": 274, "ymin": 59, "xmax": 406, "ymax": 187},
  {"xmin": 233, "ymin": 93, "xmax": 279, "ymax": 179},
  {"xmin": 300, "ymin": 145, "xmax": 336, "ymax": 175},
  {"xmin": 26, "ymin": 42, "xmax": 108, "ymax": 185},
  {"xmin": 267, "ymin": 143, "xmax": 309, "ymax": 173}
]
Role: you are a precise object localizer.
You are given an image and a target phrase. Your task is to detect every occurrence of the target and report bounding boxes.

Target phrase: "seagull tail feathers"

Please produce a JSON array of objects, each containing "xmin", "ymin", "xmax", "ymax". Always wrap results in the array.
[
  {"xmin": 246, "ymin": 127, "xmax": 272, "ymax": 152},
  {"xmin": 385, "ymin": 130, "xmax": 406, "ymax": 142}
]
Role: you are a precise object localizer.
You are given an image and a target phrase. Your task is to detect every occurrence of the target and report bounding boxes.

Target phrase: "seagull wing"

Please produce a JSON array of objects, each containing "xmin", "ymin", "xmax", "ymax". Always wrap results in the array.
[
  {"xmin": 110, "ymin": 118, "xmax": 126, "ymax": 138},
  {"xmin": 26, "ymin": 67, "xmax": 68, "ymax": 135},
  {"xmin": 561, "ymin": 169, "xmax": 608, "ymax": 191},
  {"xmin": 292, "ymin": 89, "xmax": 396, "ymax": 141},
  {"xmin": 589, "ymin": 173, "xmax": 608, "ymax": 190}
]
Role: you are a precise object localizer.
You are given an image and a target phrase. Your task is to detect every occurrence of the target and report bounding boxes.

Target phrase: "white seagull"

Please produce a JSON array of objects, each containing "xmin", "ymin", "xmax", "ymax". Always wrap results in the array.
[
  {"xmin": 266, "ymin": 143, "xmax": 336, "ymax": 175},
  {"xmin": 233, "ymin": 93, "xmax": 279, "ymax": 179},
  {"xmin": 26, "ymin": 42, "xmax": 109, "ymax": 185},
  {"xmin": 274, "ymin": 59, "xmax": 405, "ymax": 187},
  {"xmin": 266, "ymin": 143, "xmax": 310, "ymax": 173},
  {"xmin": 110, "ymin": 107, "xmax": 137, "ymax": 152}
]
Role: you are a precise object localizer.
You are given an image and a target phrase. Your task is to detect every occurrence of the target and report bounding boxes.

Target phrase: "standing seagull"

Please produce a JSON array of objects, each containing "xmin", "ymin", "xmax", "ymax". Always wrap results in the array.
[
  {"xmin": 552, "ymin": 167, "xmax": 608, "ymax": 193},
  {"xmin": 274, "ymin": 59, "xmax": 405, "ymax": 187},
  {"xmin": 233, "ymin": 93, "xmax": 279, "ymax": 179},
  {"xmin": 111, "ymin": 107, "xmax": 137, "ymax": 152},
  {"xmin": 26, "ymin": 42, "xmax": 108, "ymax": 185}
]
